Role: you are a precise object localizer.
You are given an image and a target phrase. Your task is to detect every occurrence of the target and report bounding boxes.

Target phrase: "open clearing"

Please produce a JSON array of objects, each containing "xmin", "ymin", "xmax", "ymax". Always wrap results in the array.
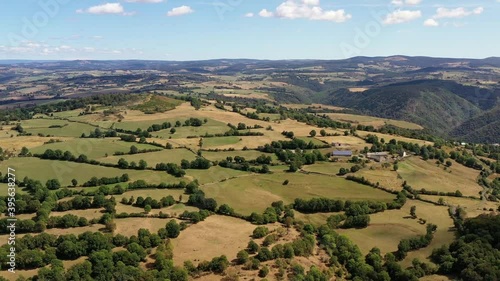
[
  {"xmin": 301, "ymin": 162, "xmax": 354, "ymax": 176},
  {"xmin": 97, "ymin": 148, "xmax": 197, "ymax": 167},
  {"xmin": 338, "ymin": 199, "xmax": 453, "ymax": 261},
  {"xmin": 325, "ymin": 113, "xmax": 423, "ymax": 130},
  {"xmin": 21, "ymin": 119, "xmax": 98, "ymax": 137},
  {"xmin": 115, "ymin": 217, "xmax": 180, "ymax": 237},
  {"xmin": 202, "ymin": 150, "xmax": 277, "ymax": 162},
  {"xmin": 202, "ymin": 172, "xmax": 395, "ymax": 215},
  {"xmin": 172, "ymin": 215, "xmax": 255, "ymax": 266},
  {"xmin": 0, "ymin": 158, "xmax": 181, "ymax": 186},
  {"xmin": 400, "ymin": 200, "xmax": 455, "ymax": 267},
  {"xmin": 30, "ymin": 138, "xmax": 160, "ymax": 160},
  {"xmin": 398, "ymin": 157, "xmax": 483, "ymax": 198},
  {"xmin": 357, "ymin": 131, "xmax": 432, "ymax": 146},
  {"xmin": 316, "ymin": 135, "xmax": 368, "ymax": 152},
  {"xmin": 419, "ymin": 195, "xmax": 498, "ymax": 218},
  {"xmin": 186, "ymin": 166, "xmax": 250, "ymax": 185},
  {"xmin": 294, "ymin": 211, "xmax": 341, "ymax": 227},
  {"xmin": 356, "ymin": 166, "xmax": 404, "ymax": 191}
]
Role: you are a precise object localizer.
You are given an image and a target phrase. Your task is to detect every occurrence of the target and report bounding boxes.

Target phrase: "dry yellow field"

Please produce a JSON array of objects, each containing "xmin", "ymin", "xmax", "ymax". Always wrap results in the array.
[
  {"xmin": 356, "ymin": 166, "xmax": 404, "ymax": 191},
  {"xmin": 419, "ymin": 195, "xmax": 499, "ymax": 218},
  {"xmin": 0, "ymin": 135, "xmax": 73, "ymax": 151},
  {"xmin": 325, "ymin": 113, "xmax": 423, "ymax": 130},
  {"xmin": 172, "ymin": 215, "xmax": 256, "ymax": 266},
  {"xmin": 316, "ymin": 135, "xmax": 368, "ymax": 151},
  {"xmin": 357, "ymin": 131, "xmax": 432, "ymax": 146}
]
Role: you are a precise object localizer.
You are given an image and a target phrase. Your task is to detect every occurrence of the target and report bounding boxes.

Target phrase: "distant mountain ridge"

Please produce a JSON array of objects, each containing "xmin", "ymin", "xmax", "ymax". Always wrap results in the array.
[{"xmin": 1, "ymin": 56, "xmax": 500, "ymax": 71}]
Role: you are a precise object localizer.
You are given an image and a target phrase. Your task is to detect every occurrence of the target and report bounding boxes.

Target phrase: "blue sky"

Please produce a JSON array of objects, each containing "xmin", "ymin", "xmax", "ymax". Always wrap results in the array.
[{"xmin": 0, "ymin": 0, "xmax": 498, "ymax": 60}]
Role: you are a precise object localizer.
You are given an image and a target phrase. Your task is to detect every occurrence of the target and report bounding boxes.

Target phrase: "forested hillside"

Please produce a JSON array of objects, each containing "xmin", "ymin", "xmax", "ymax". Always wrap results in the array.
[
  {"xmin": 449, "ymin": 106, "xmax": 500, "ymax": 143},
  {"xmin": 322, "ymin": 80, "xmax": 488, "ymax": 134}
]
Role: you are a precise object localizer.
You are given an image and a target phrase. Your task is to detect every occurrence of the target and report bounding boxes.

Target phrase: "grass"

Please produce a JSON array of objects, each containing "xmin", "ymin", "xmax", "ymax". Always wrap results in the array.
[
  {"xmin": 130, "ymin": 95, "xmax": 182, "ymax": 114},
  {"xmin": 202, "ymin": 150, "xmax": 277, "ymax": 162},
  {"xmin": 202, "ymin": 136, "xmax": 241, "ymax": 147},
  {"xmin": 114, "ymin": 189, "xmax": 186, "ymax": 203},
  {"xmin": 21, "ymin": 119, "xmax": 69, "ymax": 128},
  {"xmin": 115, "ymin": 217, "xmax": 181, "ymax": 237},
  {"xmin": 51, "ymin": 108, "xmax": 85, "ymax": 118},
  {"xmin": 337, "ymin": 207, "xmax": 426, "ymax": 255},
  {"xmin": 30, "ymin": 138, "xmax": 161, "ymax": 159},
  {"xmin": 325, "ymin": 113, "xmax": 423, "ymax": 130},
  {"xmin": 185, "ymin": 166, "xmax": 250, "ymax": 185},
  {"xmin": 316, "ymin": 135, "xmax": 369, "ymax": 152},
  {"xmin": 337, "ymin": 199, "xmax": 454, "ymax": 263},
  {"xmin": 356, "ymin": 131, "xmax": 432, "ymax": 146},
  {"xmin": 51, "ymin": 208, "xmax": 105, "ymax": 220},
  {"xmin": 296, "ymin": 137, "xmax": 327, "ymax": 146},
  {"xmin": 97, "ymin": 148, "xmax": 197, "ymax": 167},
  {"xmin": 114, "ymin": 118, "xmax": 178, "ymax": 131},
  {"xmin": 398, "ymin": 157, "xmax": 483, "ymax": 198},
  {"xmin": 172, "ymin": 215, "xmax": 255, "ymax": 266},
  {"xmin": 259, "ymin": 113, "xmax": 281, "ymax": 121},
  {"xmin": 294, "ymin": 211, "xmax": 341, "ymax": 226},
  {"xmin": 399, "ymin": 200, "xmax": 455, "ymax": 267},
  {"xmin": 23, "ymin": 122, "xmax": 98, "ymax": 138},
  {"xmin": 356, "ymin": 166, "xmax": 404, "ymax": 191},
  {"xmin": 301, "ymin": 162, "xmax": 354, "ymax": 176},
  {"xmin": 418, "ymin": 195, "xmax": 498, "ymax": 218},
  {"xmin": 202, "ymin": 171, "xmax": 395, "ymax": 215},
  {"xmin": 0, "ymin": 158, "xmax": 182, "ymax": 186}
]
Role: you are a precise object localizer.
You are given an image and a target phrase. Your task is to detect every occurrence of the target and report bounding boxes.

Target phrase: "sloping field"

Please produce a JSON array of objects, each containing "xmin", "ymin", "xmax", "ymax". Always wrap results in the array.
[
  {"xmin": 115, "ymin": 217, "xmax": 181, "ymax": 237},
  {"xmin": 21, "ymin": 119, "xmax": 98, "ymax": 137},
  {"xmin": 30, "ymin": 138, "xmax": 160, "ymax": 159},
  {"xmin": 172, "ymin": 215, "xmax": 255, "ymax": 266},
  {"xmin": 325, "ymin": 113, "xmax": 423, "ymax": 130},
  {"xmin": 0, "ymin": 158, "xmax": 181, "ymax": 186},
  {"xmin": 202, "ymin": 150, "xmax": 277, "ymax": 162},
  {"xmin": 301, "ymin": 162, "xmax": 354, "ymax": 176},
  {"xmin": 398, "ymin": 157, "xmax": 482, "ymax": 198},
  {"xmin": 357, "ymin": 131, "xmax": 432, "ymax": 146},
  {"xmin": 185, "ymin": 166, "xmax": 250, "ymax": 185},
  {"xmin": 97, "ymin": 148, "xmax": 197, "ymax": 167},
  {"xmin": 356, "ymin": 166, "xmax": 404, "ymax": 191},
  {"xmin": 152, "ymin": 119, "xmax": 230, "ymax": 139},
  {"xmin": 202, "ymin": 172, "xmax": 395, "ymax": 215}
]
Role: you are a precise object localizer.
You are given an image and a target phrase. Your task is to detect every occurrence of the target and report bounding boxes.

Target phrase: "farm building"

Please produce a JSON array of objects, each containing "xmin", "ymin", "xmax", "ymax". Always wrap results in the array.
[
  {"xmin": 332, "ymin": 150, "xmax": 353, "ymax": 157},
  {"xmin": 367, "ymin": 152, "xmax": 389, "ymax": 162}
]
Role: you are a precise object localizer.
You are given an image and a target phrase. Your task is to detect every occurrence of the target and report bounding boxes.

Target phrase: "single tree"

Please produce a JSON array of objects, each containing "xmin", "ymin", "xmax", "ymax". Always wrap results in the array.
[{"xmin": 410, "ymin": 206, "xmax": 417, "ymax": 218}]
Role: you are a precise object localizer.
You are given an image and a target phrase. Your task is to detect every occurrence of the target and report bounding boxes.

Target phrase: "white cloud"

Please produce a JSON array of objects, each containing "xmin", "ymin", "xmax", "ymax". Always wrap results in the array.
[
  {"xmin": 244, "ymin": 12, "xmax": 254, "ymax": 18},
  {"xmin": 433, "ymin": 7, "xmax": 483, "ymax": 19},
  {"xmin": 259, "ymin": 0, "xmax": 351, "ymax": 22},
  {"xmin": 76, "ymin": 3, "xmax": 132, "ymax": 15},
  {"xmin": 391, "ymin": 0, "xmax": 422, "ymax": 6},
  {"xmin": 423, "ymin": 18, "xmax": 439, "ymax": 26},
  {"xmin": 259, "ymin": 9, "xmax": 274, "ymax": 18},
  {"xmin": 383, "ymin": 9, "xmax": 421, "ymax": 24},
  {"xmin": 124, "ymin": 0, "xmax": 164, "ymax": 3},
  {"xmin": 167, "ymin": 5, "xmax": 194, "ymax": 16}
]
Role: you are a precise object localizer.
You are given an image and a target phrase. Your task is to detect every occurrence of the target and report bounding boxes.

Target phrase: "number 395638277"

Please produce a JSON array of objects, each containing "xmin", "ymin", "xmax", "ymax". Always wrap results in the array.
[{"xmin": 7, "ymin": 167, "xmax": 16, "ymax": 217}]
